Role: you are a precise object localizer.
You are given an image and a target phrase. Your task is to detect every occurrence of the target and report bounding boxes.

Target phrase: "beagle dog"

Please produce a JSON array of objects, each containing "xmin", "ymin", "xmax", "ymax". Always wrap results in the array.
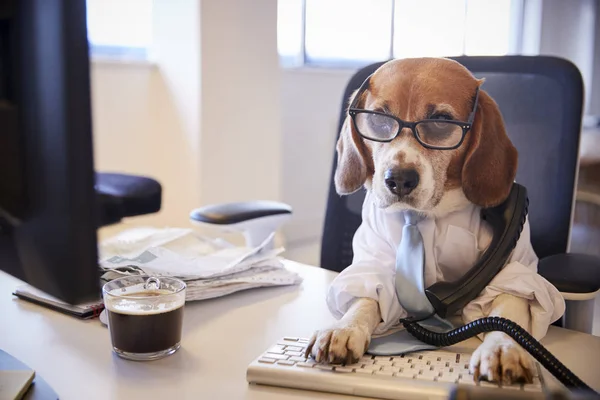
[{"xmin": 306, "ymin": 58, "xmax": 564, "ymax": 385}]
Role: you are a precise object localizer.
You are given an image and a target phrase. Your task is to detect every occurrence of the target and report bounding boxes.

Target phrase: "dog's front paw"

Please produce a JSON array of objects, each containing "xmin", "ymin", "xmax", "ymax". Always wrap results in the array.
[
  {"xmin": 469, "ymin": 333, "xmax": 534, "ymax": 385},
  {"xmin": 305, "ymin": 324, "xmax": 370, "ymax": 365}
]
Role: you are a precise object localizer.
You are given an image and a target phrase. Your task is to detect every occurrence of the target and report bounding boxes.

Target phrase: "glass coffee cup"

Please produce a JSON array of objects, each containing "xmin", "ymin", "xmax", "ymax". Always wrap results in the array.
[{"xmin": 102, "ymin": 276, "xmax": 186, "ymax": 361}]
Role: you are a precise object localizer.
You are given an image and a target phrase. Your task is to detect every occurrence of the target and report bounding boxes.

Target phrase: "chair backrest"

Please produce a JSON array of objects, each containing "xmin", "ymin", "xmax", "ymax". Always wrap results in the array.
[{"xmin": 320, "ymin": 56, "xmax": 584, "ymax": 272}]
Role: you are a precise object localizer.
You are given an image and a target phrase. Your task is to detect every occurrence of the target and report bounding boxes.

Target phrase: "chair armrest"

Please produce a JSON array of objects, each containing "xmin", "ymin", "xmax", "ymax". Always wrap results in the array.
[
  {"xmin": 190, "ymin": 201, "xmax": 292, "ymax": 225},
  {"xmin": 538, "ymin": 253, "xmax": 600, "ymax": 295},
  {"xmin": 189, "ymin": 201, "xmax": 292, "ymax": 248},
  {"xmin": 95, "ymin": 172, "xmax": 162, "ymax": 227}
]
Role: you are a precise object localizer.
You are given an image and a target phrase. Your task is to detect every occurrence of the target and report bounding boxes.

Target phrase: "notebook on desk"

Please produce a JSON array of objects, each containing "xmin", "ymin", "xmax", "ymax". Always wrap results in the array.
[
  {"xmin": 12, "ymin": 285, "xmax": 104, "ymax": 319},
  {"xmin": 0, "ymin": 370, "xmax": 35, "ymax": 400}
]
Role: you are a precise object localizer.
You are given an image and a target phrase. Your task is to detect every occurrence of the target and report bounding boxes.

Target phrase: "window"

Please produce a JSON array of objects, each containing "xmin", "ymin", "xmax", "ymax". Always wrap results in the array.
[
  {"xmin": 278, "ymin": 0, "xmax": 522, "ymax": 67},
  {"xmin": 86, "ymin": 0, "xmax": 153, "ymax": 60}
]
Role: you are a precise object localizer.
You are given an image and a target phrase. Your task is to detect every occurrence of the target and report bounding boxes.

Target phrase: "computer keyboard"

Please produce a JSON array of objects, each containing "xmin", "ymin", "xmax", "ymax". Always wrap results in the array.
[{"xmin": 246, "ymin": 337, "xmax": 544, "ymax": 400}]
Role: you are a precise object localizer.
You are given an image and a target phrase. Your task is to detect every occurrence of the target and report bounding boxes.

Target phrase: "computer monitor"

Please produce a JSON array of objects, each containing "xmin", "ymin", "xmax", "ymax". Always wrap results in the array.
[{"xmin": 0, "ymin": 0, "xmax": 99, "ymax": 304}]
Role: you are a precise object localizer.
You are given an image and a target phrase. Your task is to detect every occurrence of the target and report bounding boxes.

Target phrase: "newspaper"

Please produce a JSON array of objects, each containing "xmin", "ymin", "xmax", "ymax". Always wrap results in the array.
[{"xmin": 99, "ymin": 227, "xmax": 302, "ymax": 301}]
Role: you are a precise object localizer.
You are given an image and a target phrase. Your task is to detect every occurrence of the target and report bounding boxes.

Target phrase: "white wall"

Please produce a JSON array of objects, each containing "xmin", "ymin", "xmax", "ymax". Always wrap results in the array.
[
  {"xmin": 198, "ymin": 0, "xmax": 281, "ymax": 206},
  {"xmin": 280, "ymin": 69, "xmax": 355, "ymax": 245},
  {"xmin": 93, "ymin": 0, "xmax": 202, "ymax": 232},
  {"xmin": 92, "ymin": 63, "xmax": 199, "ymax": 229},
  {"xmin": 537, "ymin": 0, "xmax": 597, "ymax": 115}
]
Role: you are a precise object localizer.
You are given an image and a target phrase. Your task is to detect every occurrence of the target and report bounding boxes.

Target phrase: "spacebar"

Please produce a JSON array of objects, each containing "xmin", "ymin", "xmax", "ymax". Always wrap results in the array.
[{"xmin": 353, "ymin": 376, "xmax": 451, "ymax": 400}]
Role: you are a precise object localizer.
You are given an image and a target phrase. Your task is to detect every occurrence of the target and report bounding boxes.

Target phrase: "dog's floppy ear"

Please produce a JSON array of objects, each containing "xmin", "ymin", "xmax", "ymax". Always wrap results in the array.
[
  {"xmin": 334, "ymin": 90, "xmax": 373, "ymax": 195},
  {"xmin": 461, "ymin": 88, "xmax": 518, "ymax": 208}
]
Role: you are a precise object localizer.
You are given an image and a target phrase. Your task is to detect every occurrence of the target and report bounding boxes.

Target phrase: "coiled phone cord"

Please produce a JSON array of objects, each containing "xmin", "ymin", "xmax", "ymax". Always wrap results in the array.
[{"xmin": 401, "ymin": 316, "xmax": 596, "ymax": 393}]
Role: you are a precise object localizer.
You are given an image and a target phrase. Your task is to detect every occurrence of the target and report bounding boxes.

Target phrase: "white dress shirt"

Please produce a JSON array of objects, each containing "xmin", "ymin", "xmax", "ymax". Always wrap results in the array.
[{"xmin": 327, "ymin": 191, "xmax": 566, "ymax": 339}]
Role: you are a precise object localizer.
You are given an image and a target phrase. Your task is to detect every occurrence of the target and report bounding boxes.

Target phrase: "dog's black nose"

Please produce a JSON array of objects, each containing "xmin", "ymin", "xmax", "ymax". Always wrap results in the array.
[{"xmin": 384, "ymin": 168, "xmax": 419, "ymax": 196}]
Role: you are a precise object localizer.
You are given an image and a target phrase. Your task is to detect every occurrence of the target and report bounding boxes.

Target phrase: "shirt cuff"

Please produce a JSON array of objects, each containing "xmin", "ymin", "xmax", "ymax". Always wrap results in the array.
[
  {"xmin": 326, "ymin": 266, "xmax": 407, "ymax": 334},
  {"xmin": 461, "ymin": 260, "xmax": 566, "ymax": 340}
]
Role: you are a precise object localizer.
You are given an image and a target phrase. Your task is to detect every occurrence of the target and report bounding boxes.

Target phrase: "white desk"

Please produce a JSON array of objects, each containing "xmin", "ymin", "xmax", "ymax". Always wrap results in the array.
[{"xmin": 1, "ymin": 261, "xmax": 600, "ymax": 399}]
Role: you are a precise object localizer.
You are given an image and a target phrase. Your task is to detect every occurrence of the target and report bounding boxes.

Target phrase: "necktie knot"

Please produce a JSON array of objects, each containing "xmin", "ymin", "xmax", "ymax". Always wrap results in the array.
[{"xmin": 404, "ymin": 210, "xmax": 424, "ymax": 226}]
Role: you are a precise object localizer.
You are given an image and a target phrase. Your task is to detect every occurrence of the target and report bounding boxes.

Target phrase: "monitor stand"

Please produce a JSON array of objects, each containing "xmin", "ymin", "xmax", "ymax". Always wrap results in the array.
[{"xmin": 0, "ymin": 349, "xmax": 58, "ymax": 399}]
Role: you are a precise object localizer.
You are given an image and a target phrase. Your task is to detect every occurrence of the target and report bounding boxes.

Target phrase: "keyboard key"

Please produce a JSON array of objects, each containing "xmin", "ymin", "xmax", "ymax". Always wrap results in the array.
[
  {"xmin": 289, "ymin": 356, "xmax": 307, "ymax": 362},
  {"xmin": 286, "ymin": 346, "xmax": 303, "ymax": 352},
  {"xmin": 283, "ymin": 337, "xmax": 299, "ymax": 341},
  {"xmin": 436, "ymin": 353, "xmax": 458, "ymax": 361},
  {"xmin": 297, "ymin": 362, "xmax": 315, "ymax": 368},
  {"xmin": 277, "ymin": 360, "xmax": 296, "ymax": 366},
  {"xmin": 360, "ymin": 355, "xmax": 374, "ymax": 362},
  {"xmin": 418, "ymin": 372, "xmax": 440, "ymax": 382},
  {"xmin": 419, "ymin": 369, "xmax": 439, "ymax": 378},
  {"xmin": 264, "ymin": 353, "xmax": 290, "ymax": 360},
  {"xmin": 335, "ymin": 366, "xmax": 355, "ymax": 372},
  {"xmin": 440, "ymin": 372, "xmax": 461, "ymax": 381},
  {"xmin": 437, "ymin": 375, "xmax": 457, "ymax": 383},
  {"xmin": 396, "ymin": 371, "xmax": 416, "ymax": 379},
  {"xmin": 362, "ymin": 364, "xmax": 381, "ymax": 371},
  {"xmin": 457, "ymin": 354, "xmax": 471, "ymax": 363},
  {"xmin": 298, "ymin": 338, "xmax": 309, "ymax": 343},
  {"xmin": 285, "ymin": 351, "xmax": 304, "ymax": 357},
  {"xmin": 374, "ymin": 356, "xmax": 392, "ymax": 361},
  {"xmin": 267, "ymin": 349, "xmax": 285, "ymax": 355},
  {"xmin": 375, "ymin": 370, "xmax": 395, "ymax": 377},
  {"xmin": 277, "ymin": 340, "xmax": 297, "ymax": 346},
  {"xmin": 315, "ymin": 364, "xmax": 334, "ymax": 371},
  {"xmin": 374, "ymin": 360, "xmax": 394, "ymax": 366},
  {"xmin": 355, "ymin": 369, "xmax": 373, "ymax": 375},
  {"xmin": 258, "ymin": 357, "xmax": 276, "ymax": 364}
]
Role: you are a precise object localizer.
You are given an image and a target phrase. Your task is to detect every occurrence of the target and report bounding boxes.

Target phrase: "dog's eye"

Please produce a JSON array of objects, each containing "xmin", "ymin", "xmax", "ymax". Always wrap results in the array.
[
  {"xmin": 359, "ymin": 113, "xmax": 398, "ymax": 140},
  {"xmin": 430, "ymin": 113, "xmax": 452, "ymax": 121},
  {"xmin": 416, "ymin": 119, "xmax": 463, "ymax": 147}
]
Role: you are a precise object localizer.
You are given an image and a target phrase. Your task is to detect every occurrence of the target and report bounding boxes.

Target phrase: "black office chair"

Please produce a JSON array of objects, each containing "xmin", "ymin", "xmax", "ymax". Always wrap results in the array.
[{"xmin": 321, "ymin": 56, "xmax": 600, "ymax": 334}]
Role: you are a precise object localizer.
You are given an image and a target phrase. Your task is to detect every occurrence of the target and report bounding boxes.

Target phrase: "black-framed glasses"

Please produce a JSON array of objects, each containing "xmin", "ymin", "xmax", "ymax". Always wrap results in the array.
[{"xmin": 348, "ymin": 75, "xmax": 480, "ymax": 150}]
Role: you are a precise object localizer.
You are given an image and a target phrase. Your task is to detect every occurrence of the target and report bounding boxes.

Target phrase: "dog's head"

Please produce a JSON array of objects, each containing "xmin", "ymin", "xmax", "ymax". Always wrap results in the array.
[{"xmin": 335, "ymin": 58, "xmax": 517, "ymax": 215}]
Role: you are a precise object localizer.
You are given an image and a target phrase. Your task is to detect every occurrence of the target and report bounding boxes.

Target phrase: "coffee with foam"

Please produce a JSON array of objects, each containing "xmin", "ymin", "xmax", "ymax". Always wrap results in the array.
[
  {"xmin": 104, "ymin": 289, "xmax": 185, "ymax": 315},
  {"xmin": 105, "ymin": 290, "xmax": 185, "ymax": 356}
]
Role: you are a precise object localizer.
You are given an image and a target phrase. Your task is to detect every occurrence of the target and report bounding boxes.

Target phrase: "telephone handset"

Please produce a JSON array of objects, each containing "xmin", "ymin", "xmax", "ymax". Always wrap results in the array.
[{"xmin": 425, "ymin": 183, "xmax": 529, "ymax": 319}]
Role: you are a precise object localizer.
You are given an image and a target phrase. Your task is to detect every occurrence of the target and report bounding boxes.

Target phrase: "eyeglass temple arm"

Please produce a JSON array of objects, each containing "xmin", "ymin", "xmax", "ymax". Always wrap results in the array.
[
  {"xmin": 349, "ymin": 74, "xmax": 373, "ymax": 110},
  {"xmin": 467, "ymin": 86, "xmax": 481, "ymax": 124}
]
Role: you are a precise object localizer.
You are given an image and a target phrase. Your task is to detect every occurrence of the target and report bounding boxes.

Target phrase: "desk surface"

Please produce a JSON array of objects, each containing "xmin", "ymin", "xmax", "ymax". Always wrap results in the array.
[{"xmin": 1, "ymin": 261, "xmax": 600, "ymax": 399}]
